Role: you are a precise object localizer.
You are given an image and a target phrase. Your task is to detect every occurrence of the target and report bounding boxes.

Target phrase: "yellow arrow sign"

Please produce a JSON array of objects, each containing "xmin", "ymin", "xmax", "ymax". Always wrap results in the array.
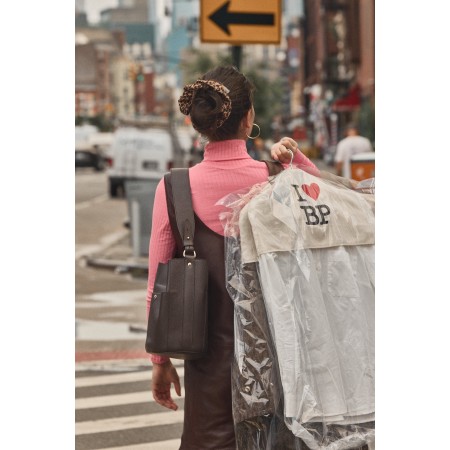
[{"xmin": 200, "ymin": 0, "xmax": 281, "ymax": 45}]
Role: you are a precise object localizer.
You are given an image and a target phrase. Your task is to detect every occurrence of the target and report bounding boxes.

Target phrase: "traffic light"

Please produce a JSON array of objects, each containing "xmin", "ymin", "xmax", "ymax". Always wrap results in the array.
[
  {"xmin": 128, "ymin": 65, "xmax": 136, "ymax": 81},
  {"xmin": 135, "ymin": 64, "xmax": 144, "ymax": 82}
]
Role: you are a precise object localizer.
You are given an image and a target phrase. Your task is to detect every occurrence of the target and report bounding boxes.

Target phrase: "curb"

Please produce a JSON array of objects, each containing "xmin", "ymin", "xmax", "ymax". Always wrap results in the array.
[
  {"xmin": 80, "ymin": 228, "xmax": 148, "ymax": 273},
  {"xmin": 77, "ymin": 229, "xmax": 130, "ymax": 261},
  {"xmin": 85, "ymin": 256, "xmax": 148, "ymax": 272}
]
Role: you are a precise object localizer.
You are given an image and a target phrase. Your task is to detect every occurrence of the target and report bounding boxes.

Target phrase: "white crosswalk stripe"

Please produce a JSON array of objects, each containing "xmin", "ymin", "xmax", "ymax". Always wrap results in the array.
[
  {"xmin": 76, "ymin": 388, "xmax": 185, "ymax": 409},
  {"xmin": 101, "ymin": 439, "xmax": 182, "ymax": 450},
  {"xmin": 75, "ymin": 366, "xmax": 185, "ymax": 387},
  {"xmin": 76, "ymin": 411, "xmax": 185, "ymax": 435},
  {"xmin": 76, "ymin": 359, "xmax": 184, "ymax": 449}
]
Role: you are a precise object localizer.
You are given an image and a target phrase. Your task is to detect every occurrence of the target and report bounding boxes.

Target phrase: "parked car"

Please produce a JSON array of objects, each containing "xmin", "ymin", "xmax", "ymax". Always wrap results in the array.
[
  {"xmin": 75, "ymin": 125, "xmax": 113, "ymax": 171},
  {"xmin": 75, "ymin": 143, "xmax": 107, "ymax": 171},
  {"xmin": 107, "ymin": 127, "xmax": 174, "ymax": 197}
]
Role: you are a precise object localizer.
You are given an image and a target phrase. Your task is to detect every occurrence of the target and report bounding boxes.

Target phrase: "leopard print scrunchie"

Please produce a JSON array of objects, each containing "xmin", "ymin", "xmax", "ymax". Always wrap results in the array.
[{"xmin": 178, "ymin": 79, "xmax": 232, "ymax": 129}]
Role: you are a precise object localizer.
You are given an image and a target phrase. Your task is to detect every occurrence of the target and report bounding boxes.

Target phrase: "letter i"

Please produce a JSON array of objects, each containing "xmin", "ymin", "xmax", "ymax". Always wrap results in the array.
[{"xmin": 292, "ymin": 185, "xmax": 306, "ymax": 202}]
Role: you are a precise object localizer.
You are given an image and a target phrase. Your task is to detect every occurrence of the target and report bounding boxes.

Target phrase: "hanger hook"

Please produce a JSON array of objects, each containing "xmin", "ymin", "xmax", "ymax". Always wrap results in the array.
[{"xmin": 288, "ymin": 149, "xmax": 294, "ymax": 169}]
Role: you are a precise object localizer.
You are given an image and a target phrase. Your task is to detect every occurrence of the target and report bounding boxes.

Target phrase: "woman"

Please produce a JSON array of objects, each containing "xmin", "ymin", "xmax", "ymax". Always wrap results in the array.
[{"xmin": 146, "ymin": 66, "xmax": 318, "ymax": 449}]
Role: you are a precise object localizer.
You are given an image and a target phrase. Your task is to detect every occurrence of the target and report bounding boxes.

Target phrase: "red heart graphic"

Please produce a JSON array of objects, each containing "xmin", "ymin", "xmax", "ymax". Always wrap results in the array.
[{"xmin": 301, "ymin": 183, "xmax": 320, "ymax": 200}]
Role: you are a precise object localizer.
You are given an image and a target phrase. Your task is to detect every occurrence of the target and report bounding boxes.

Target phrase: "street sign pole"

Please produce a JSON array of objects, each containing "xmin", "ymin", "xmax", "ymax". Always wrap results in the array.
[{"xmin": 231, "ymin": 45, "xmax": 242, "ymax": 70}]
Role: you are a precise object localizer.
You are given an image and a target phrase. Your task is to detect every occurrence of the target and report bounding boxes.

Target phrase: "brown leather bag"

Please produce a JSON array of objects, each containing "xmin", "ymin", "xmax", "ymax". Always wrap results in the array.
[{"xmin": 145, "ymin": 169, "xmax": 208, "ymax": 360}]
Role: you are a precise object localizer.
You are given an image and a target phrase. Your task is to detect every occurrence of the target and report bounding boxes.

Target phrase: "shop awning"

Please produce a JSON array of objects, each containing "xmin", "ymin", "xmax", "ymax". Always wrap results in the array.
[{"xmin": 332, "ymin": 84, "xmax": 361, "ymax": 112}]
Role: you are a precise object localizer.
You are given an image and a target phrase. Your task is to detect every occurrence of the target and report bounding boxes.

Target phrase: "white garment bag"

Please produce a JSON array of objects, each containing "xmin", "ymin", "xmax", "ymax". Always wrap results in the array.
[{"xmin": 220, "ymin": 168, "xmax": 375, "ymax": 450}]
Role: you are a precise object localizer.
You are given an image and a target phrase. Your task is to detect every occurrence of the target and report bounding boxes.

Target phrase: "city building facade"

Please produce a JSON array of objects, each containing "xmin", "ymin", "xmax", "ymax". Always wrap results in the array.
[
  {"xmin": 75, "ymin": 28, "xmax": 125, "ymax": 118},
  {"xmin": 302, "ymin": 0, "xmax": 375, "ymax": 155}
]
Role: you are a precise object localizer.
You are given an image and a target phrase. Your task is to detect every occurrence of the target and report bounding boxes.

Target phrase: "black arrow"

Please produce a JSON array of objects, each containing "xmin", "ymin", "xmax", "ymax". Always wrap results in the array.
[{"xmin": 209, "ymin": 1, "xmax": 275, "ymax": 36}]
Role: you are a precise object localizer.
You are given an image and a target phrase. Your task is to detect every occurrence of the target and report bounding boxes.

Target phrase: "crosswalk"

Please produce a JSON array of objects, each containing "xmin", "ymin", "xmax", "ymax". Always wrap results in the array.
[{"xmin": 75, "ymin": 358, "xmax": 184, "ymax": 450}]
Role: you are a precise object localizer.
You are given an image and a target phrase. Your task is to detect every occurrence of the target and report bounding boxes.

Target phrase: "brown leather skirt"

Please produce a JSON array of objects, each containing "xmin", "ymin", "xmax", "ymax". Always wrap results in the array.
[{"xmin": 180, "ymin": 340, "xmax": 235, "ymax": 449}]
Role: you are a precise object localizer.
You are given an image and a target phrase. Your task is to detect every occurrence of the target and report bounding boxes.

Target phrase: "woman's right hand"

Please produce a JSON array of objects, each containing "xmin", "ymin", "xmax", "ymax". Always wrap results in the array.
[
  {"xmin": 271, "ymin": 137, "xmax": 298, "ymax": 163},
  {"xmin": 151, "ymin": 360, "xmax": 181, "ymax": 410}
]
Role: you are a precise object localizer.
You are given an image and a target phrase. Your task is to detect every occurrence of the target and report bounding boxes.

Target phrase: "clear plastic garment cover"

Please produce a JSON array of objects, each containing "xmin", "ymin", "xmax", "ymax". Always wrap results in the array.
[{"xmin": 218, "ymin": 166, "xmax": 375, "ymax": 450}]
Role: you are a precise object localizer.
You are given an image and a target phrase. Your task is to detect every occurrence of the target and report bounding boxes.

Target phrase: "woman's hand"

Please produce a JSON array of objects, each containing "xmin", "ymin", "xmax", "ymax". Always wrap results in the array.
[
  {"xmin": 271, "ymin": 137, "xmax": 298, "ymax": 163},
  {"xmin": 151, "ymin": 360, "xmax": 181, "ymax": 410}
]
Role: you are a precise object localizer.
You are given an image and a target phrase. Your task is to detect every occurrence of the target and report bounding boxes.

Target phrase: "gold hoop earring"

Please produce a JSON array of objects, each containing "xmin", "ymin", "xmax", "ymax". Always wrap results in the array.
[{"xmin": 246, "ymin": 123, "xmax": 260, "ymax": 139}]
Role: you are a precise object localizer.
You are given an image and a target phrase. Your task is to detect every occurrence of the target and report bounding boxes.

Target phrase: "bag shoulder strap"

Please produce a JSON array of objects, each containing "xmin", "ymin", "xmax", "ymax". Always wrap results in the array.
[
  {"xmin": 164, "ymin": 168, "xmax": 195, "ymax": 255},
  {"xmin": 263, "ymin": 160, "xmax": 284, "ymax": 176}
]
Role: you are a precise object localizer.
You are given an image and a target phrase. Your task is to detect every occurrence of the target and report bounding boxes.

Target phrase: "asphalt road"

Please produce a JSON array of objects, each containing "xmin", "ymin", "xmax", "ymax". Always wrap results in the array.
[{"xmin": 76, "ymin": 168, "xmax": 110, "ymax": 204}]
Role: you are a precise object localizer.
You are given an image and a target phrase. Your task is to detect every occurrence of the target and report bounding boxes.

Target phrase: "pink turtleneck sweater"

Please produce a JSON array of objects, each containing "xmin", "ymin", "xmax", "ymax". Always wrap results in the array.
[{"xmin": 146, "ymin": 139, "xmax": 318, "ymax": 363}]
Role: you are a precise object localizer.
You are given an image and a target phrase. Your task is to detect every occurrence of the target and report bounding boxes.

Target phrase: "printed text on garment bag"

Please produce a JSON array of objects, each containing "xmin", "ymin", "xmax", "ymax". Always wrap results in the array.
[{"xmin": 293, "ymin": 184, "xmax": 331, "ymax": 226}]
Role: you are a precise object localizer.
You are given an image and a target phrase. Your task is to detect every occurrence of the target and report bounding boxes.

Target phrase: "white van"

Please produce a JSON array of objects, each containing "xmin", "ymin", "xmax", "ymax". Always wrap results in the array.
[
  {"xmin": 107, "ymin": 127, "xmax": 174, "ymax": 197},
  {"xmin": 175, "ymin": 126, "xmax": 198, "ymax": 167}
]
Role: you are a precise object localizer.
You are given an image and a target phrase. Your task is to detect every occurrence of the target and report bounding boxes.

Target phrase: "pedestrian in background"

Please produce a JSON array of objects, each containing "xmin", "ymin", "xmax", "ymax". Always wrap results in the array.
[
  {"xmin": 146, "ymin": 65, "xmax": 318, "ymax": 449},
  {"xmin": 334, "ymin": 123, "xmax": 373, "ymax": 178}
]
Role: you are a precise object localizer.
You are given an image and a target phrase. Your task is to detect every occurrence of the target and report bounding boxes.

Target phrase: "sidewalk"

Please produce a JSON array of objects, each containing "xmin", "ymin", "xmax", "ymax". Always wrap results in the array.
[{"xmin": 85, "ymin": 158, "xmax": 335, "ymax": 273}]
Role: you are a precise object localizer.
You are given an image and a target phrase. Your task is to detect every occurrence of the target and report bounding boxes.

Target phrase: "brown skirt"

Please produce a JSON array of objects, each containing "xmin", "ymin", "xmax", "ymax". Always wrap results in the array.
[{"xmin": 180, "ymin": 340, "xmax": 235, "ymax": 449}]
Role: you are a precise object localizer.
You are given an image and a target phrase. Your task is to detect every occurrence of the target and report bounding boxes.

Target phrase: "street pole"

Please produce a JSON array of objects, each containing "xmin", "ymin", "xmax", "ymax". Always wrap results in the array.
[{"xmin": 231, "ymin": 45, "xmax": 242, "ymax": 70}]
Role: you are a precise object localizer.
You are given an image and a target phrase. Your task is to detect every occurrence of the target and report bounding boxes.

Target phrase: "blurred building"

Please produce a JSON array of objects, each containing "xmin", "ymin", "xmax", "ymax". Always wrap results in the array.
[
  {"xmin": 148, "ymin": 0, "xmax": 173, "ymax": 54},
  {"xmin": 75, "ymin": 0, "xmax": 88, "ymax": 26},
  {"xmin": 75, "ymin": 11, "xmax": 89, "ymax": 27},
  {"xmin": 100, "ymin": 0, "xmax": 156, "ymax": 59},
  {"xmin": 93, "ymin": 0, "xmax": 177, "ymax": 117},
  {"xmin": 280, "ymin": 18, "xmax": 305, "ymax": 121},
  {"xmin": 75, "ymin": 0, "xmax": 85, "ymax": 14},
  {"xmin": 164, "ymin": 0, "xmax": 198, "ymax": 86},
  {"xmin": 110, "ymin": 54, "xmax": 137, "ymax": 118},
  {"xmin": 302, "ymin": 0, "xmax": 375, "ymax": 151},
  {"xmin": 98, "ymin": 0, "xmax": 172, "ymax": 54},
  {"xmin": 101, "ymin": 0, "xmax": 148, "ymax": 24},
  {"xmin": 75, "ymin": 27, "xmax": 135, "ymax": 117}
]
